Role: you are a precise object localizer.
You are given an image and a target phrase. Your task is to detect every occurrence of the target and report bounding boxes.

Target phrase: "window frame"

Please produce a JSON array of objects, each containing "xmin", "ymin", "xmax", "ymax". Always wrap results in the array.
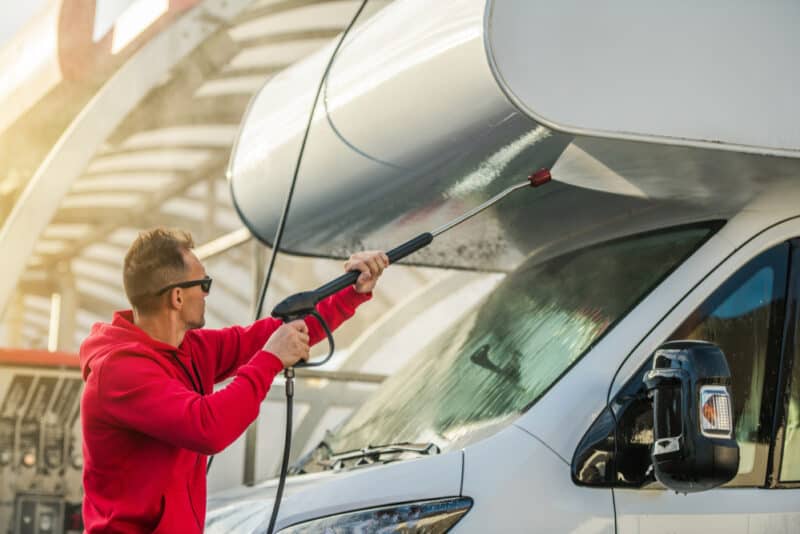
[
  {"xmin": 605, "ymin": 242, "xmax": 791, "ymax": 488},
  {"xmin": 581, "ymin": 226, "xmax": 800, "ymax": 490}
]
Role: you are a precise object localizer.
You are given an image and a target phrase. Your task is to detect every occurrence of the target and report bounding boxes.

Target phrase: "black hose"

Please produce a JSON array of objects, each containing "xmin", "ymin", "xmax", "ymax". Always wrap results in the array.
[
  {"xmin": 266, "ymin": 315, "xmax": 334, "ymax": 534},
  {"xmin": 268, "ymin": 368, "xmax": 293, "ymax": 534},
  {"xmin": 254, "ymin": 0, "xmax": 370, "ymax": 321},
  {"xmin": 262, "ymin": 2, "xmax": 370, "ymax": 532}
]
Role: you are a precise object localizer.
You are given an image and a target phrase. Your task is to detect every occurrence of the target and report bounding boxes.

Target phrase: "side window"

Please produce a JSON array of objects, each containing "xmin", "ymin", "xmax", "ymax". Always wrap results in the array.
[
  {"xmin": 667, "ymin": 243, "xmax": 789, "ymax": 486},
  {"xmin": 598, "ymin": 243, "xmax": 790, "ymax": 488},
  {"xmin": 780, "ymin": 246, "xmax": 800, "ymax": 482}
]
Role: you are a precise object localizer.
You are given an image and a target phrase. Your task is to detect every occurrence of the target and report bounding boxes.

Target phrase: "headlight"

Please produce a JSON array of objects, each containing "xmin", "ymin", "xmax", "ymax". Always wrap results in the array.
[{"xmin": 276, "ymin": 497, "xmax": 472, "ymax": 533}]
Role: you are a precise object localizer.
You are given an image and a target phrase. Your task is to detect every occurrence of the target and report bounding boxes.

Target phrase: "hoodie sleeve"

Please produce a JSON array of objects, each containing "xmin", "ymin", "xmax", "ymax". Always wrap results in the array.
[
  {"xmin": 95, "ymin": 349, "xmax": 283, "ymax": 455},
  {"xmin": 195, "ymin": 286, "xmax": 371, "ymax": 383}
]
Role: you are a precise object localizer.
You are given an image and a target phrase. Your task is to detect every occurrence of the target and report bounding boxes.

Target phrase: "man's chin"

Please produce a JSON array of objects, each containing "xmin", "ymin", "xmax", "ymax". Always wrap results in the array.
[{"xmin": 188, "ymin": 318, "xmax": 206, "ymax": 329}]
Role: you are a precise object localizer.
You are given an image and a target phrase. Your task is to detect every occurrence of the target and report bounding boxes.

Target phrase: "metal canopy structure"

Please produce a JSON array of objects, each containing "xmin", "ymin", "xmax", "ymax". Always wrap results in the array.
[{"xmin": 0, "ymin": 0, "xmax": 393, "ymax": 351}]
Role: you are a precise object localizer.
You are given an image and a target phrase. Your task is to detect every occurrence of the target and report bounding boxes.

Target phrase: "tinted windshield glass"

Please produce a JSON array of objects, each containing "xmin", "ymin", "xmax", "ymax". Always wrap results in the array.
[{"xmin": 327, "ymin": 224, "xmax": 717, "ymax": 453}]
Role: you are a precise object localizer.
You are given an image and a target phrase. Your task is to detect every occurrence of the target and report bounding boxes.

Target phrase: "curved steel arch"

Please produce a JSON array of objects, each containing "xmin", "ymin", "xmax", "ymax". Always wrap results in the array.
[{"xmin": 0, "ymin": 0, "xmax": 253, "ymax": 316}]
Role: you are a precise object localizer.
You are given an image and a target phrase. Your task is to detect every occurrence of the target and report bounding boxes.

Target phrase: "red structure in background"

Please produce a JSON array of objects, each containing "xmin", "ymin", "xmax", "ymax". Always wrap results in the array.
[
  {"xmin": 0, "ymin": 348, "xmax": 79, "ymax": 369},
  {"xmin": 57, "ymin": 0, "xmax": 201, "ymax": 82},
  {"xmin": 0, "ymin": 0, "xmax": 207, "ymax": 237}
]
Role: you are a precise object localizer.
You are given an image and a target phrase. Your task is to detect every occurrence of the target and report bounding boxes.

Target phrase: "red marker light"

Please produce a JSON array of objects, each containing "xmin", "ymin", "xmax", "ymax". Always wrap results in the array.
[{"xmin": 529, "ymin": 168, "xmax": 552, "ymax": 187}]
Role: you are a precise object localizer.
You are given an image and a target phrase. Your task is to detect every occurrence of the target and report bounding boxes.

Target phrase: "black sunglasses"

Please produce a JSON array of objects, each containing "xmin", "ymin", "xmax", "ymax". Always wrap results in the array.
[{"xmin": 155, "ymin": 276, "xmax": 213, "ymax": 296}]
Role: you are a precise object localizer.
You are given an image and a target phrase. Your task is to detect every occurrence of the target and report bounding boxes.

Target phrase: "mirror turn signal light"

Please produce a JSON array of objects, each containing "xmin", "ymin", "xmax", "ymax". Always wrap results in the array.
[{"xmin": 700, "ymin": 386, "xmax": 732, "ymax": 438}]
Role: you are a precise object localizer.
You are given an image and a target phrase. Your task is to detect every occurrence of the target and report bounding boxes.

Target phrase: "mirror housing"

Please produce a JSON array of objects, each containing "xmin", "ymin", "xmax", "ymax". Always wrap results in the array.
[{"xmin": 643, "ymin": 340, "xmax": 739, "ymax": 493}]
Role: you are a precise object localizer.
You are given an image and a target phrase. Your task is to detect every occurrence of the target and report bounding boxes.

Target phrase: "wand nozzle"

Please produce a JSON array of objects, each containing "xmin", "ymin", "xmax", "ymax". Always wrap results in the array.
[{"xmin": 529, "ymin": 168, "xmax": 551, "ymax": 187}]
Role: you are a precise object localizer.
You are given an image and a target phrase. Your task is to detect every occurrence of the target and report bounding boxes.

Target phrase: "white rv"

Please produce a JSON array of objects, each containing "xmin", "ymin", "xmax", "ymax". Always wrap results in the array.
[{"xmin": 214, "ymin": 0, "xmax": 800, "ymax": 531}]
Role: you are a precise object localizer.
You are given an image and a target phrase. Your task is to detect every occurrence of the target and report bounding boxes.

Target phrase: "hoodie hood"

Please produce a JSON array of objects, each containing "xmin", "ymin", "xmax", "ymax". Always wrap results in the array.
[{"xmin": 79, "ymin": 310, "xmax": 177, "ymax": 380}]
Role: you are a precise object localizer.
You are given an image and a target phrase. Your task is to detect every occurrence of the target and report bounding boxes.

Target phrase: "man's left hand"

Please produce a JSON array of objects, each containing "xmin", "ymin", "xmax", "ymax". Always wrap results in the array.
[{"xmin": 345, "ymin": 251, "xmax": 389, "ymax": 294}]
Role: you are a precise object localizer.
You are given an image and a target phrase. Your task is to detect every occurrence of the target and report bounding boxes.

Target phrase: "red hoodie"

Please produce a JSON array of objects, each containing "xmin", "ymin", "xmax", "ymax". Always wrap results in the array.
[{"xmin": 79, "ymin": 287, "xmax": 370, "ymax": 533}]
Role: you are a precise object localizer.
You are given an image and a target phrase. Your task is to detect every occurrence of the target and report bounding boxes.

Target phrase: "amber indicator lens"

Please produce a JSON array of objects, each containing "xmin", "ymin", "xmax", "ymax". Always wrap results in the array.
[{"xmin": 699, "ymin": 386, "xmax": 732, "ymax": 437}]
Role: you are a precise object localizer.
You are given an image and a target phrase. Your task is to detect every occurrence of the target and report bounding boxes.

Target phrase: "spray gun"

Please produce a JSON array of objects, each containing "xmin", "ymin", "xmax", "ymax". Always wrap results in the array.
[
  {"xmin": 270, "ymin": 167, "xmax": 553, "ymax": 363},
  {"xmin": 265, "ymin": 168, "xmax": 552, "ymax": 533}
]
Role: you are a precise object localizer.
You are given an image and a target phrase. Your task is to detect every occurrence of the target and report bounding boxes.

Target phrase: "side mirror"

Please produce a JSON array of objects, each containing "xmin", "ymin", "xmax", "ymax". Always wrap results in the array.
[{"xmin": 643, "ymin": 340, "xmax": 739, "ymax": 493}]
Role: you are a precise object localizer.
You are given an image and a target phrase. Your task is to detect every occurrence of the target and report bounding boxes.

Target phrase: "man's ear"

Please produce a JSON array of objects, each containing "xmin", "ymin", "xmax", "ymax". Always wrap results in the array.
[{"xmin": 168, "ymin": 288, "xmax": 183, "ymax": 310}]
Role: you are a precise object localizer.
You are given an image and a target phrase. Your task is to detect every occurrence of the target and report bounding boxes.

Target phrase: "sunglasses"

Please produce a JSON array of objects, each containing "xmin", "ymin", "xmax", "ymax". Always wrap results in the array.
[{"xmin": 155, "ymin": 276, "xmax": 213, "ymax": 296}]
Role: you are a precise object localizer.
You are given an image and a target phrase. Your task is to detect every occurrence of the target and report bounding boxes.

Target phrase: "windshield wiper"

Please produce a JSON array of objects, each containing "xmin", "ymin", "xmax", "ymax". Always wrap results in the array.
[
  {"xmin": 311, "ymin": 441, "xmax": 440, "ymax": 471},
  {"xmin": 289, "ymin": 439, "xmax": 333, "ymax": 475},
  {"xmin": 469, "ymin": 344, "xmax": 521, "ymax": 382}
]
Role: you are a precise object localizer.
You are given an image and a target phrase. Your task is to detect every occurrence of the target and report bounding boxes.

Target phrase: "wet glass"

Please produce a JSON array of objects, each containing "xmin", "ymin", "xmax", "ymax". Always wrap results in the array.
[
  {"xmin": 780, "ymin": 250, "xmax": 800, "ymax": 482},
  {"xmin": 326, "ymin": 224, "xmax": 714, "ymax": 454}
]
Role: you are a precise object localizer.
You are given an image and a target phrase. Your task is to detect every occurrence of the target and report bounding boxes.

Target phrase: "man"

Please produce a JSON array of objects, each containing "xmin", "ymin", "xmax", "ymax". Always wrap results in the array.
[{"xmin": 79, "ymin": 228, "xmax": 388, "ymax": 533}]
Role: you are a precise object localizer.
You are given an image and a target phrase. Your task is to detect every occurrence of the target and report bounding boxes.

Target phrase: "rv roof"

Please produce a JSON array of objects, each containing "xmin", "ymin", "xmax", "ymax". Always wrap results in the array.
[
  {"xmin": 228, "ymin": 0, "xmax": 800, "ymax": 274},
  {"xmin": 485, "ymin": 1, "xmax": 800, "ymax": 157}
]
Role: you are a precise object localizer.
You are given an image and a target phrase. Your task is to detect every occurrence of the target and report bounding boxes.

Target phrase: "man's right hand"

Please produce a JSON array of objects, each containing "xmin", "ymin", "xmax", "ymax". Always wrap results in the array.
[{"xmin": 264, "ymin": 320, "xmax": 310, "ymax": 368}]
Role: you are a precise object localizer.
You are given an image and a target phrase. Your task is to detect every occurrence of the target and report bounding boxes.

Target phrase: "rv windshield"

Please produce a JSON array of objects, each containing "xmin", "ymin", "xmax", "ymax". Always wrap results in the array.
[{"xmin": 326, "ymin": 224, "xmax": 717, "ymax": 455}]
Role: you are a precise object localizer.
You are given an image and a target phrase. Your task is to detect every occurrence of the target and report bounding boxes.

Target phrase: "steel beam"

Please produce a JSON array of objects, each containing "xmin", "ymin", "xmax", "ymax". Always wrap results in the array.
[{"xmin": 52, "ymin": 262, "xmax": 78, "ymax": 352}]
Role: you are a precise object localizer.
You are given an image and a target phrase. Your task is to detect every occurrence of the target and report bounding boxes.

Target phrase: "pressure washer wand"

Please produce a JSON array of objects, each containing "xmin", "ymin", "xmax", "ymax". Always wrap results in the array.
[{"xmin": 271, "ymin": 168, "xmax": 552, "ymax": 335}]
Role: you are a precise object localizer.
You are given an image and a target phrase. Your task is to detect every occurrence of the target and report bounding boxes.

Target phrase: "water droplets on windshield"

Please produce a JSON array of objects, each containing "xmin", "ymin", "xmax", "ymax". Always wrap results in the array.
[{"xmin": 327, "ymin": 224, "xmax": 716, "ymax": 454}]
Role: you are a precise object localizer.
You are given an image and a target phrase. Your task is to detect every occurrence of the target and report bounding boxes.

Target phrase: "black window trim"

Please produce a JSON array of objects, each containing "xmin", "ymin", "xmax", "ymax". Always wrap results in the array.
[
  {"xmin": 769, "ymin": 239, "xmax": 800, "ymax": 489},
  {"xmin": 721, "ymin": 241, "xmax": 791, "ymax": 488}
]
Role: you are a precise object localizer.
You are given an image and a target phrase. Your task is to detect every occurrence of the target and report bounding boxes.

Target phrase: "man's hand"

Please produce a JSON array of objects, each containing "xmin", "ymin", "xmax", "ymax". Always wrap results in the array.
[
  {"xmin": 345, "ymin": 251, "xmax": 389, "ymax": 294},
  {"xmin": 263, "ymin": 320, "xmax": 309, "ymax": 368}
]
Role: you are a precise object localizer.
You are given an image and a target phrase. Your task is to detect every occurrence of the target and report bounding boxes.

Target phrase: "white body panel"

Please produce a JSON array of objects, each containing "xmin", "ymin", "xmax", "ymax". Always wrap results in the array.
[
  {"xmin": 324, "ymin": 0, "xmax": 507, "ymax": 167},
  {"xmin": 459, "ymin": 425, "xmax": 614, "ymax": 533},
  {"xmin": 616, "ymin": 487, "xmax": 800, "ymax": 534},
  {"xmin": 485, "ymin": 0, "xmax": 800, "ymax": 156}
]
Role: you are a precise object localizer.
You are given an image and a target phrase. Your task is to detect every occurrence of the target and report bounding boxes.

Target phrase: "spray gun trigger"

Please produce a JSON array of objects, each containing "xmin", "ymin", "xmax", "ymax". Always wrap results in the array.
[{"xmin": 272, "ymin": 290, "xmax": 319, "ymax": 322}]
